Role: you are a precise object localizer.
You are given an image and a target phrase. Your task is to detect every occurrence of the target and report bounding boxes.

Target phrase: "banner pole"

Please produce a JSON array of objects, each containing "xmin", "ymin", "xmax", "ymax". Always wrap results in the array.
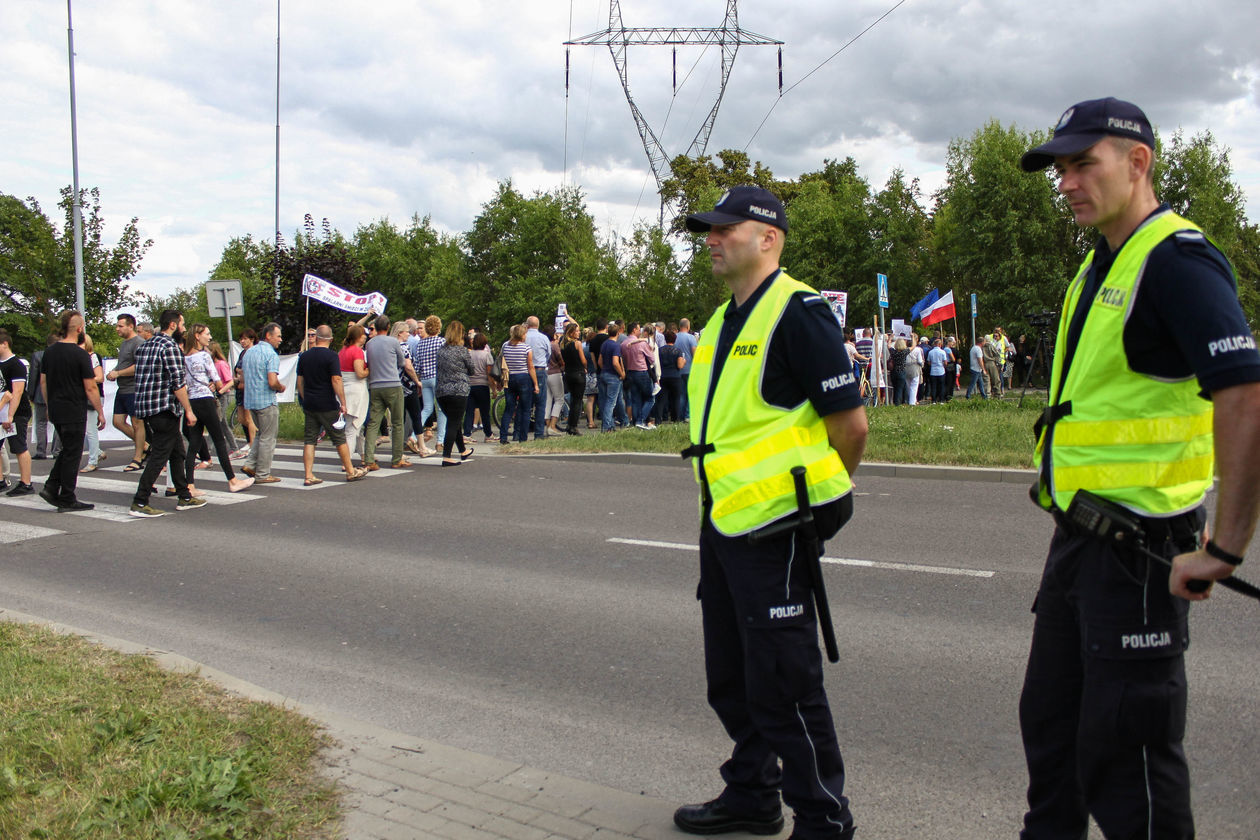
[{"xmin": 304, "ymin": 296, "xmax": 309, "ymax": 351}]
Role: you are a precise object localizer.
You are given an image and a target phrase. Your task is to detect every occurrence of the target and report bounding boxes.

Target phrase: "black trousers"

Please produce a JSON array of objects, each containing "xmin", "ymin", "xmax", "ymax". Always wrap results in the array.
[
  {"xmin": 184, "ymin": 396, "xmax": 235, "ymax": 484},
  {"xmin": 564, "ymin": 373, "xmax": 585, "ymax": 432},
  {"xmin": 133, "ymin": 411, "xmax": 190, "ymax": 506},
  {"xmin": 1019, "ymin": 517, "xmax": 1201, "ymax": 840},
  {"xmin": 45, "ymin": 419, "xmax": 86, "ymax": 504},
  {"xmin": 464, "ymin": 384, "xmax": 493, "ymax": 439},
  {"xmin": 698, "ymin": 523, "xmax": 853, "ymax": 837},
  {"xmin": 437, "ymin": 394, "xmax": 467, "ymax": 458}
]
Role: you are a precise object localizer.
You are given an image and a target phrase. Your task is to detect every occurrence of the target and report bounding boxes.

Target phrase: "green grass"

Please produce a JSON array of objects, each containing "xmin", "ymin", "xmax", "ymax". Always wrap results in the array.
[
  {"xmin": 0, "ymin": 622, "xmax": 341, "ymax": 840},
  {"xmin": 497, "ymin": 394, "xmax": 1045, "ymax": 469}
]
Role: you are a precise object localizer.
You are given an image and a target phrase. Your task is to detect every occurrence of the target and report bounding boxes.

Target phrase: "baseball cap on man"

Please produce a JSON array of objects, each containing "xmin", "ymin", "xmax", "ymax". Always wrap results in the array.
[
  {"xmin": 1020, "ymin": 97, "xmax": 1155, "ymax": 172},
  {"xmin": 685, "ymin": 186, "xmax": 788, "ymax": 233}
]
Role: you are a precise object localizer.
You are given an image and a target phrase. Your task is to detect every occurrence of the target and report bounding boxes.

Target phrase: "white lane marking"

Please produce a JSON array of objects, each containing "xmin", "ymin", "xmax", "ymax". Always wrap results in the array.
[
  {"xmin": 605, "ymin": 537, "xmax": 996, "ymax": 579},
  {"xmin": 0, "ymin": 521, "xmax": 65, "ymax": 543},
  {"xmin": 97, "ymin": 458, "xmax": 408, "ymax": 487},
  {"xmin": 0, "ymin": 496, "xmax": 138, "ymax": 523},
  {"xmin": 74, "ymin": 475, "xmax": 262, "ymax": 506}
]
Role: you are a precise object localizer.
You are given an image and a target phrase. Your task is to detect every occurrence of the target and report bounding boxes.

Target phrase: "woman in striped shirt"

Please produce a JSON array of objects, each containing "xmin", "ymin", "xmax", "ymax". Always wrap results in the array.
[{"xmin": 498, "ymin": 324, "xmax": 538, "ymax": 444}]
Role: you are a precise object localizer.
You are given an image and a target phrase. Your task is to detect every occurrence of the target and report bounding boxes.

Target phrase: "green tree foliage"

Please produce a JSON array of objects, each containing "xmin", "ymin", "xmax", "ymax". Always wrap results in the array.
[
  {"xmin": 0, "ymin": 188, "xmax": 149, "ymax": 353},
  {"xmin": 352, "ymin": 215, "xmax": 465, "ymax": 322},
  {"xmin": 781, "ymin": 159, "xmax": 875, "ymax": 314},
  {"xmin": 931, "ymin": 120, "xmax": 1080, "ymax": 334},
  {"xmin": 462, "ymin": 182, "xmax": 613, "ymax": 338},
  {"xmin": 660, "ymin": 149, "xmax": 780, "ymax": 236}
]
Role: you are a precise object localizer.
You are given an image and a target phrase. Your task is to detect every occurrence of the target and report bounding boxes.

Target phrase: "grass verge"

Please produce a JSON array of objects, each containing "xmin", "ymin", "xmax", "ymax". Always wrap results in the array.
[
  {"xmin": 0, "ymin": 621, "xmax": 341, "ymax": 840},
  {"xmin": 496, "ymin": 394, "xmax": 1046, "ymax": 469}
]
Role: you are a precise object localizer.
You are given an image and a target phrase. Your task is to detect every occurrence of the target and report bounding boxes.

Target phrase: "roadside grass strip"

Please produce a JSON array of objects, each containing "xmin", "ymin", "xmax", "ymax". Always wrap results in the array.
[{"xmin": 0, "ymin": 621, "xmax": 341, "ymax": 840}]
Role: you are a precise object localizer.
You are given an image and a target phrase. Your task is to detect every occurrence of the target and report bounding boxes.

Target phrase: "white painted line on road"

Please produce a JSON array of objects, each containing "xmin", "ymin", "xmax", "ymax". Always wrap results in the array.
[
  {"xmin": 73, "ymin": 475, "xmax": 263, "ymax": 506},
  {"xmin": 606, "ymin": 538, "xmax": 996, "ymax": 579},
  {"xmin": 608, "ymin": 537, "xmax": 696, "ymax": 551},
  {"xmin": 0, "ymin": 496, "xmax": 138, "ymax": 523},
  {"xmin": 820, "ymin": 557, "xmax": 995, "ymax": 578},
  {"xmin": 0, "ymin": 521, "xmax": 65, "ymax": 543}
]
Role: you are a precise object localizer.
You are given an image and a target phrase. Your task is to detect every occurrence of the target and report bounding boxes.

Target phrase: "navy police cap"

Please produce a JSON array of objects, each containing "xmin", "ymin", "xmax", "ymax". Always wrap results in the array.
[
  {"xmin": 1020, "ymin": 97, "xmax": 1155, "ymax": 172},
  {"xmin": 685, "ymin": 186, "xmax": 788, "ymax": 233}
]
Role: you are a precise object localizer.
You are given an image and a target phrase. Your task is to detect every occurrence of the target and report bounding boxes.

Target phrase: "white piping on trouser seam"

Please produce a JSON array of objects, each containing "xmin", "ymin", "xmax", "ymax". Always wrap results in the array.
[
  {"xmin": 794, "ymin": 703, "xmax": 846, "ymax": 823},
  {"xmin": 784, "ymin": 537, "xmax": 795, "ymax": 600},
  {"xmin": 1143, "ymin": 745, "xmax": 1153, "ymax": 840}
]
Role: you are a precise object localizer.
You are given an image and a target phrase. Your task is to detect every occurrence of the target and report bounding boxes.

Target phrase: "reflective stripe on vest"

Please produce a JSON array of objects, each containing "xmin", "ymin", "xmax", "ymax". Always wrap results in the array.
[
  {"xmin": 1036, "ymin": 210, "xmax": 1215, "ymax": 516},
  {"xmin": 688, "ymin": 271, "xmax": 852, "ymax": 536}
]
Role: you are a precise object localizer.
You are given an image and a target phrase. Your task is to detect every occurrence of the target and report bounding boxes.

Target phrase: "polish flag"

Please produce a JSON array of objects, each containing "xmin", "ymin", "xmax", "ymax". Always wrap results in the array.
[{"xmin": 921, "ymin": 291, "xmax": 956, "ymax": 326}]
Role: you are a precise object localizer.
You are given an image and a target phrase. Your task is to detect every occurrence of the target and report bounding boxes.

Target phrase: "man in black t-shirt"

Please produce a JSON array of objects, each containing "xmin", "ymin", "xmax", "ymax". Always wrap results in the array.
[
  {"xmin": 296, "ymin": 325, "xmax": 364, "ymax": 484},
  {"xmin": 39, "ymin": 311, "xmax": 105, "ymax": 511},
  {"xmin": 0, "ymin": 329, "xmax": 36, "ymax": 495}
]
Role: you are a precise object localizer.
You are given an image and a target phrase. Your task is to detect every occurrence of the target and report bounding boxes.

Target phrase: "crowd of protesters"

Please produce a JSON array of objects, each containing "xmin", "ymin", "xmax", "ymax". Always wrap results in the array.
[{"xmin": 846, "ymin": 325, "xmax": 1032, "ymax": 406}]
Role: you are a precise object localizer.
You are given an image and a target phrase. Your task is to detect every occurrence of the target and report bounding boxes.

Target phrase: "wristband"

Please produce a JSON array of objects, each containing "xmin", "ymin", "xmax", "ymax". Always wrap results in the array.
[{"xmin": 1205, "ymin": 539, "xmax": 1244, "ymax": 567}]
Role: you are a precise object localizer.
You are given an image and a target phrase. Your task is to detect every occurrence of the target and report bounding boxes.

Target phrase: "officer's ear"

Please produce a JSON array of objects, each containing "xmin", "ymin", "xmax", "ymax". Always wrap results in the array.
[
  {"xmin": 1128, "ymin": 142, "xmax": 1154, "ymax": 185},
  {"xmin": 760, "ymin": 223, "xmax": 782, "ymax": 254}
]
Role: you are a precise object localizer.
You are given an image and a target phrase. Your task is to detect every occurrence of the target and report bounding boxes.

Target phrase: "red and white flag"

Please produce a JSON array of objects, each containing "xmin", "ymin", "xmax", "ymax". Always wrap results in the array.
[{"xmin": 921, "ymin": 291, "xmax": 955, "ymax": 326}]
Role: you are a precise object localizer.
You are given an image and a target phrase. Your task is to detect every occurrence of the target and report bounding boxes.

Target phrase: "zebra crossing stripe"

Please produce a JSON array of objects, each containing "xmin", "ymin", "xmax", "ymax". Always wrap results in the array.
[{"xmin": 0, "ymin": 521, "xmax": 65, "ymax": 544}]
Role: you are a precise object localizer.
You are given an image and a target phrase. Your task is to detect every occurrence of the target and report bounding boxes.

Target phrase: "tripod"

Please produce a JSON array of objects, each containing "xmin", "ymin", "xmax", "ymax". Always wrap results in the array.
[{"xmin": 1020, "ymin": 328, "xmax": 1053, "ymax": 402}]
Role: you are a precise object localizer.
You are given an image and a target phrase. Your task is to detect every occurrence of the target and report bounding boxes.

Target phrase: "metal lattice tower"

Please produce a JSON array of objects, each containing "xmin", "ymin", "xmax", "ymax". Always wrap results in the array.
[{"xmin": 565, "ymin": 1, "xmax": 782, "ymax": 224}]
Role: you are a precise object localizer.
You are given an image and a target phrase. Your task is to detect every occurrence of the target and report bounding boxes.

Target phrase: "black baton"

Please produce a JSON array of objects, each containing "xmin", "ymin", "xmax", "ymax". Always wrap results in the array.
[{"xmin": 750, "ymin": 466, "xmax": 841, "ymax": 663}]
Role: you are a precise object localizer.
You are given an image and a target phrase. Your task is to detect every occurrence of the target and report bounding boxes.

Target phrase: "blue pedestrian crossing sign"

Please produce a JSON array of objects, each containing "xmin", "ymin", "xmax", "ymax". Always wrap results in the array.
[
  {"xmin": 877, "ymin": 273, "xmax": 889, "ymax": 309},
  {"xmin": 971, "ymin": 292, "xmax": 978, "ymax": 318}
]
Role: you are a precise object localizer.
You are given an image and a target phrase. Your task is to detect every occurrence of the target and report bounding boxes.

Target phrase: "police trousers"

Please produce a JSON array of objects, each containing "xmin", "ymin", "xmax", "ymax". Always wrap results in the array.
[
  {"xmin": 698, "ymin": 522, "xmax": 854, "ymax": 838},
  {"xmin": 1019, "ymin": 513, "xmax": 1203, "ymax": 840}
]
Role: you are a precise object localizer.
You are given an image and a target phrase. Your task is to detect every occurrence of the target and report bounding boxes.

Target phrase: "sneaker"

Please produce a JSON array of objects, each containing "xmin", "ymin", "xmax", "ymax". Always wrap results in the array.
[
  {"xmin": 635, "ymin": 422, "xmax": 651, "ymax": 430},
  {"xmin": 38, "ymin": 486, "xmax": 61, "ymax": 508},
  {"xmin": 175, "ymin": 496, "xmax": 207, "ymax": 511},
  {"xmin": 6, "ymin": 482, "xmax": 34, "ymax": 497},
  {"xmin": 129, "ymin": 503, "xmax": 165, "ymax": 518},
  {"xmin": 0, "ymin": 479, "xmax": 8, "ymax": 493},
  {"xmin": 58, "ymin": 500, "xmax": 95, "ymax": 513}
]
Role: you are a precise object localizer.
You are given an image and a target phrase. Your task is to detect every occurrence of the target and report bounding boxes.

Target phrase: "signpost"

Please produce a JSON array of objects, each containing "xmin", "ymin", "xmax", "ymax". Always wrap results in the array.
[
  {"xmin": 876, "ymin": 273, "xmax": 889, "ymax": 405},
  {"xmin": 970, "ymin": 292, "xmax": 978, "ymax": 347},
  {"xmin": 206, "ymin": 279, "xmax": 245, "ymax": 364}
]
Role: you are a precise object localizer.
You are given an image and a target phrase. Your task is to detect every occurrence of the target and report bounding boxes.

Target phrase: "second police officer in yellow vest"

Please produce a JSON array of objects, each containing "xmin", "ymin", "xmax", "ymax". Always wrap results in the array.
[{"xmin": 1018, "ymin": 98, "xmax": 1260, "ymax": 840}]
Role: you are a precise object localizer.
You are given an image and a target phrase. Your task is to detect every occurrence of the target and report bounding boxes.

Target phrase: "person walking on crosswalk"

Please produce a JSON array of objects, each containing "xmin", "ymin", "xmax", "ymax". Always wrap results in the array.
[{"xmin": 128, "ymin": 309, "xmax": 206, "ymax": 518}]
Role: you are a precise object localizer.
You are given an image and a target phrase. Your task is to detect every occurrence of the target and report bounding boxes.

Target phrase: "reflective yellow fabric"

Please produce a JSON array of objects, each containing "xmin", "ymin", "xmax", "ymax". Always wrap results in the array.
[
  {"xmin": 688, "ymin": 272, "xmax": 852, "ymax": 536},
  {"xmin": 1038, "ymin": 211, "xmax": 1216, "ymax": 515}
]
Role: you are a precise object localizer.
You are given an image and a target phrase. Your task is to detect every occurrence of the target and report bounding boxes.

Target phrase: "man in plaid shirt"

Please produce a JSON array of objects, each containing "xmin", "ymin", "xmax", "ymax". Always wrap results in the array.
[{"xmin": 128, "ymin": 309, "xmax": 205, "ymax": 517}]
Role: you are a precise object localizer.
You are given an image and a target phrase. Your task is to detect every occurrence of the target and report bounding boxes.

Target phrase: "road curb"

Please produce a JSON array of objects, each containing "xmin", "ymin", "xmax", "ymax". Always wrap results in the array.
[{"xmin": 0, "ymin": 607, "xmax": 681, "ymax": 840}]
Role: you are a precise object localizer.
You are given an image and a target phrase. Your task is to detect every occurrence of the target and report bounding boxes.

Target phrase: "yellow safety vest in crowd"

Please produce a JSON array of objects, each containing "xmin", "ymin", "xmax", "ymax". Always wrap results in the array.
[
  {"xmin": 688, "ymin": 271, "xmax": 853, "ymax": 536},
  {"xmin": 1035, "ymin": 210, "xmax": 1215, "ymax": 516}
]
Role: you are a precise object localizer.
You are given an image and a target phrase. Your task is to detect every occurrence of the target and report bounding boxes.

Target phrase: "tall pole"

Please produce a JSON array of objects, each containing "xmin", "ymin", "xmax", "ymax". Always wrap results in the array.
[
  {"xmin": 66, "ymin": 0, "xmax": 85, "ymax": 315},
  {"xmin": 274, "ymin": 0, "xmax": 281, "ymax": 301}
]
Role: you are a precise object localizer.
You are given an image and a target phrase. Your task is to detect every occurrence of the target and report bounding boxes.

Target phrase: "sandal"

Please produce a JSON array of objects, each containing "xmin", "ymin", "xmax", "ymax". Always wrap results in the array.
[
  {"xmin": 79, "ymin": 464, "xmax": 98, "ymax": 473},
  {"xmin": 303, "ymin": 477, "xmax": 324, "ymax": 486},
  {"xmin": 123, "ymin": 459, "xmax": 143, "ymax": 472},
  {"xmin": 459, "ymin": 447, "xmax": 475, "ymax": 462},
  {"xmin": 346, "ymin": 467, "xmax": 368, "ymax": 482}
]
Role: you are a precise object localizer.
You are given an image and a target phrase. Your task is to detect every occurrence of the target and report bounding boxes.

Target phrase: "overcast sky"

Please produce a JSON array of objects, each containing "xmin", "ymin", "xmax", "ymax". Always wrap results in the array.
[{"xmin": 4, "ymin": 0, "xmax": 1259, "ymax": 302}]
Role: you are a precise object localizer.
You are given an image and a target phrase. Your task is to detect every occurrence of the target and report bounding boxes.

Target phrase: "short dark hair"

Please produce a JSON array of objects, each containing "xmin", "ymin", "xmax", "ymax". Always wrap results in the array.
[
  {"xmin": 663, "ymin": 329, "xmax": 677, "ymax": 344},
  {"xmin": 262, "ymin": 322, "xmax": 281, "ymax": 339},
  {"xmin": 374, "ymin": 315, "xmax": 391, "ymax": 333},
  {"xmin": 239, "ymin": 327, "xmax": 257, "ymax": 343},
  {"xmin": 0, "ymin": 329, "xmax": 10, "ymax": 348},
  {"xmin": 159, "ymin": 309, "xmax": 182, "ymax": 332},
  {"xmin": 472, "ymin": 333, "xmax": 488, "ymax": 350},
  {"xmin": 117, "ymin": 313, "xmax": 137, "ymax": 328},
  {"xmin": 594, "ymin": 317, "xmax": 608, "ymax": 330}
]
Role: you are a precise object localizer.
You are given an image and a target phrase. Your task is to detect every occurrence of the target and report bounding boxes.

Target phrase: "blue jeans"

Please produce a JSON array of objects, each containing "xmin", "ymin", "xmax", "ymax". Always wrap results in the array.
[
  {"xmin": 966, "ymin": 369, "xmax": 988, "ymax": 399},
  {"xmin": 533, "ymin": 367, "xmax": 548, "ymax": 439},
  {"xmin": 420, "ymin": 376, "xmax": 445, "ymax": 445},
  {"xmin": 600, "ymin": 372, "xmax": 623, "ymax": 431},
  {"xmin": 501, "ymin": 373, "xmax": 534, "ymax": 442},
  {"xmin": 625, "ymin": 369, "xmax": 654, "ymax": 425}
]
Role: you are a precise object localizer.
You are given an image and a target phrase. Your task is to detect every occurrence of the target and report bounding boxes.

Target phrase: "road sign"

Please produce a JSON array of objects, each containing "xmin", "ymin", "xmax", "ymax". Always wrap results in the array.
[
  {"xmin": 970, "ymin": 292, "xmax": 978, "ymax": 319},
  {"xmin": 206, "ymin": 279, "xmax": 244, "ymax": 317},
  {"xmin": 877, "ymin": 273, "xmax": 889, "ymax": 309}
]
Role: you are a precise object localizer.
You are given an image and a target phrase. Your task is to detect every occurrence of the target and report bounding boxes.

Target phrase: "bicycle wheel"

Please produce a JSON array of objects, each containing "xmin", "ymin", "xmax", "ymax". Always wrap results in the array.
[{"xmin": 491, "ymin": 393, "xmax": 506, "ymax": 429}]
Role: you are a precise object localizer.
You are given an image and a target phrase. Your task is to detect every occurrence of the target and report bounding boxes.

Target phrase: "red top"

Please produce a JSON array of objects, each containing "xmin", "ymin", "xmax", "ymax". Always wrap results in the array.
[{"xmin": 339, "ymin": 345, "xmax": 366, "ymax": 374}]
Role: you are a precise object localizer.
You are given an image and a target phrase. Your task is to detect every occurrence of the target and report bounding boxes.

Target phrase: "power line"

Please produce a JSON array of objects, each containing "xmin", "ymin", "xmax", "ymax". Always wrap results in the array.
[{"xmin": 743, "ymin": 0, "xmax": 908, "ymax": 151}]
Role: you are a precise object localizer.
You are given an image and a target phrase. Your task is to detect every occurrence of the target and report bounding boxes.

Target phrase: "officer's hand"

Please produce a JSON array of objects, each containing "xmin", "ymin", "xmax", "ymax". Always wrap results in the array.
[{"xmin": 1170, "ymin": 549, "xmax": 1236, "ymax": 601}]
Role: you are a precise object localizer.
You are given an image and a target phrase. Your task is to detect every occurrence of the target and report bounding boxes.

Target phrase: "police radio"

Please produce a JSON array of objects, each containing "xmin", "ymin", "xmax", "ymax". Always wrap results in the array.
[{"xmin": 1064, "ymin": 490, "xmax": 1260, "ymax": 602}]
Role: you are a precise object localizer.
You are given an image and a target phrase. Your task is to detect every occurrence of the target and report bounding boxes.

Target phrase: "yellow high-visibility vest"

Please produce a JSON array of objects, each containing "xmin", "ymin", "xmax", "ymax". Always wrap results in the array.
[
  {"xmin": 688, "ymin": 271, "xmax": 853, "ymax": 535},
  {"xmin": 1036, "ymin": 211, "xmax": 1215, "ymax": 516}
]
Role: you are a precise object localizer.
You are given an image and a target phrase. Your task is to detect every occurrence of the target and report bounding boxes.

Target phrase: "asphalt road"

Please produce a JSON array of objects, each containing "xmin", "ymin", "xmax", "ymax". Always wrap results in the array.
[{"xmin": 1, "ymin": 444, "xmax": 1257, "ymax": 838}]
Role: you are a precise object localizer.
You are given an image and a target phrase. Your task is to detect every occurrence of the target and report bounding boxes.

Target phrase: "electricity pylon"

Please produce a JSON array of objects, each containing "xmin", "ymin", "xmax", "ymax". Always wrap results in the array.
[{"xmin": 565, "ymin": 1, "xmax": 782, "ymax": 225}]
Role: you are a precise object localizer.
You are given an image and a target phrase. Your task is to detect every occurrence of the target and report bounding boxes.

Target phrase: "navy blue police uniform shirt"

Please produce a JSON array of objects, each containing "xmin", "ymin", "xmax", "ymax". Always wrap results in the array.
[
  {"xmin": 1059, "ymin": 205, "xmax": 1260, "ymax": 397},
  {"xmin": 709, "ymin": 269, "xmax": 864, "ymax": 416}
]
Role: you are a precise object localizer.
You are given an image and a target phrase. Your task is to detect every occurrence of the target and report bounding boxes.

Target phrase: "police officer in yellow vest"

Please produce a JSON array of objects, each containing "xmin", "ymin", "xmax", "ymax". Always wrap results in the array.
[
  {"xmin": 1018, "ymin": 98, "xmax": 1260, "ymax": 840},
  {"xmin": 675, "ymin": 187, "xmax": 868, "ymax": 840}
]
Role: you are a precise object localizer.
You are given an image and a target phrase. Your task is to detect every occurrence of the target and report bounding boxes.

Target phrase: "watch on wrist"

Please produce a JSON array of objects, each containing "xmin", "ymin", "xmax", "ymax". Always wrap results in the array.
[{"xmin": 1205, "ymin": 539, "xmax": 1244, "ymax": 567}]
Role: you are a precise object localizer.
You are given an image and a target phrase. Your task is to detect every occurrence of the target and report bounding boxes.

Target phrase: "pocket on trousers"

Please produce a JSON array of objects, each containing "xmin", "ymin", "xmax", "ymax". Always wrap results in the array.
[{"xmin": 1115, "ymin": 676, "xmax": 1188, "ymax": 745}]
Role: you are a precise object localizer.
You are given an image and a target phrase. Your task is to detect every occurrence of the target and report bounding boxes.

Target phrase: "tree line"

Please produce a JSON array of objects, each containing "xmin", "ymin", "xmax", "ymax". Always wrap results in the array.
[{"xmin": 4, "ymin": 121, "xmax": 1256, "ymax": 357}]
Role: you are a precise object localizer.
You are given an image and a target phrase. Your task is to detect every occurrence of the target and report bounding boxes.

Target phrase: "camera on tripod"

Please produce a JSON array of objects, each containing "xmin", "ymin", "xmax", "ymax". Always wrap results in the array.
[{"xmin": 1026, "ymin": 309, "xmax": 1058, "ymax": 329}]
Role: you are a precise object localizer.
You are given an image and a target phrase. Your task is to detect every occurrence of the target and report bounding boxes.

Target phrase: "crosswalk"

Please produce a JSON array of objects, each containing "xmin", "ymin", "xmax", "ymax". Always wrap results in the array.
[{"xmin": 0, "ymin": 443, "xmax": 423, "ymax": 541}]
